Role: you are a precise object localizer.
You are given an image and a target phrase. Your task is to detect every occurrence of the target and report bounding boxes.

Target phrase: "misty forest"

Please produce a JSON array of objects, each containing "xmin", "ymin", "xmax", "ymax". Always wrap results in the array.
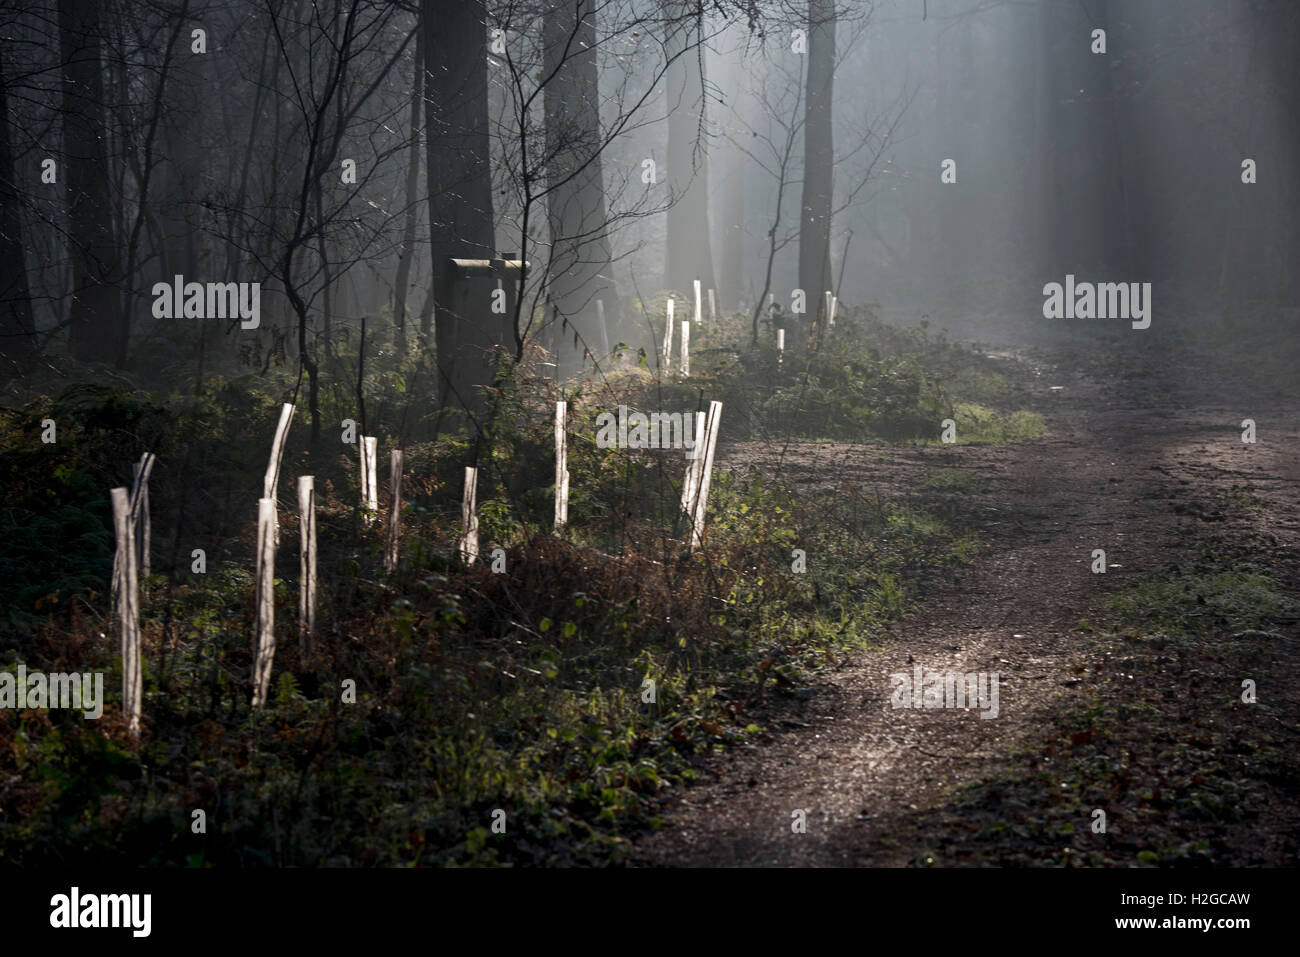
[{"xmin": 1, "ymin": 0, "xmax": 1298, "ymax": 869}]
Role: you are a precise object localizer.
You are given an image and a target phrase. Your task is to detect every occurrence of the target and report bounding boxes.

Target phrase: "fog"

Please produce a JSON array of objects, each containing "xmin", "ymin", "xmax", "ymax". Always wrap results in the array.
[
  {"xmin": 628, "ymin": 0, "xmax": 1300, "ymax": 340},
  {"xmin": 3, "ymin": 0, "xmax": 1299, "ymax": 879},
  {"xmin": 2, "ymin": 0, "xmax": 1297, "ymax": 400}
]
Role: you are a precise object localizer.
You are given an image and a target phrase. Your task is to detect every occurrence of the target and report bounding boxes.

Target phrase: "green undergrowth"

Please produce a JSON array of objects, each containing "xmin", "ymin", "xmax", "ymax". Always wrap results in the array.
[
  {"xmin": 0, "ymin": 417, "xmax": 979, "ymax": 868},
  {"xmin": 915, "ymin": 403, "xmax": 1046, "ymax": 446},
  {"xmin": 0, "ymin": 304, "xmax": 1027, "ymax": 866},
  {"xmin": 614, "ymin": 304, "xmax": 1045, "ymax": 446},
  {"xmin": 921, "ymin": 468, "xmax": 990, "ymax": 493}
]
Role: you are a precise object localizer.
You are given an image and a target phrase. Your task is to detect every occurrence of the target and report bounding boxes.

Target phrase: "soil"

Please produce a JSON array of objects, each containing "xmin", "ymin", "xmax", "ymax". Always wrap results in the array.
[{"xmin": 633, "ymin": 321, "xmax": 1300, "ymax": 866}]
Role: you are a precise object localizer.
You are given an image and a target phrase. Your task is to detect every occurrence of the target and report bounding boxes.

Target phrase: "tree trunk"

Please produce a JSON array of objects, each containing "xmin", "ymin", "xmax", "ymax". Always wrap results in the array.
[
  {"xmin": 424, "ymin": 0, "xmax": 497, "ymax": 416},
  {"xmin": 798, "ymin": 0, "xmax": 834, "ymax": 350},
  {"xmin": 544, "ymin": 0, "xmax": 618, "ymax": 378},
  {"xmin": 716, "ymin": 41, "xmax": 747, "ymax": 313},
  {"xmin": 153, "ymin": 0, "xmax": 208, "ymax": 286},
  {"xmin": 392, "ymin": 24, "xmax": 424, "ymax": 356},
  {"xmin": 58, "ymin": 0, "xmax": 125, "ymax": 363},
  {"xmin": 661, "ymin": 1, "xmax": 716, "ymax": 299},
  {"xmin": 0, "ymin": 41, "xmax": 36, "ymax": 373}
]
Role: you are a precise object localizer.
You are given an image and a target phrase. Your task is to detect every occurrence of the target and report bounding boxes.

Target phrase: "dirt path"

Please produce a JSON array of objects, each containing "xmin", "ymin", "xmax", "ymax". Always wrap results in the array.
[{"xmin": 634, "ymin": 338, "xmax": 1300, "ymax": 866}]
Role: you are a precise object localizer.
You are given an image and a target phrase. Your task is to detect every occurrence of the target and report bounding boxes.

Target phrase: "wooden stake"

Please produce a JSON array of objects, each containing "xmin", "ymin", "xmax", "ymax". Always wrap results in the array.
[
  {"xmin": 131, "ymin": 455, "xmax": 152, "ymax": 578},
  {"xmin": 359, "ymin": 436, "xmax": 371, "ymax": 518},
  {"xmin": 110, "ymin": 488, "xmax": 141, "ymax": 738},
  {"xmin": 708, "ymin": 288, "xmax": 717, "ymax": 323},
  {"xmin": 367, "ymin": 436, "xmax": 379, "ymax": 519},
  {"xmin": 113, "ymin": 452, "xmax": 155, "ymax": 593},
  {"xmin": 777, "ymin": 328, "xmax": 785, "ymax": 365},
  {"xmin": 263, "ymin": 403, "xmax": 295, "ymax": 546},
  {"xmin": 680, "ymin": 411, "xmax": 706, "ymax": 515},
  {"xmin": 693, "ymin": 279, "xmax": 702, "ymax": 324},
  {"xmin": 554, "ymin": 401, "xmax": 568, "ymax": 529},
  {"xmin": 360, "ymin": 435, "xmax": 378, "ymax": 525},
  {"xmin": 298, "ymin": 476, "xmax": 316, "ymax": 653},
  {"xmin": 662, "ymin": 298, "xmax": 674, "ymax": 366},
  {"xmin": 829, "ymin": 295, "xmax": 838, "ymax": 327},
  {"xmin": 252, "ymin": 497, "xmax": 276, "ymax": 708},
  {"xmin": 688, "ymin": 401, "xmax": 723, "ymax": 553},
  {"xmin": 459, "ymin": 466, "xmax": 479, "ymax": 564},
  {"xmin": 680, "ymin": 321, "xmax": 690, "ymax": 376},
  {"xmin": 385, "ymin": 450, "xmax": 404, "ymax": 572}
]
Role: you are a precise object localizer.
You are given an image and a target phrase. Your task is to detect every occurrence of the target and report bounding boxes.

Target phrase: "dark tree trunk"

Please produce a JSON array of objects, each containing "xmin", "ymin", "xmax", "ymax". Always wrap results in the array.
[
  {"xmin": 392, "ymin": 24, "xmax": 424, "ymax": 356},
  {"xmin": 1037, "ymin": 0, "xmax": 1109, "ymax": 278},
  {"xmin": 662, "ymin": 1, "xmax": 716, "ymax": 300},
  {"xmin": 154, "ymin": 0, "xmax": 208, "ymax": 285},
  {"xmin": 1096, "ymin": 0, "xmax": 1137, "ymax": 278},
  {"xmin": 544, "ymin": 0, "xmax": 618, "ymax": 377},
  {"xmin": 798, "ymin": 0, "xmax": 834, "ymax": 349},
  {"xmin": 424, "ymin": 0, "xmax": 497, "ymax": 416},
  {"xmin": 58, "ymin": 0, "xmax": 125, "ymax": 363},
  {"xmin": 0, "ymin": 41, "xmax": 36, "ymax": 374}
]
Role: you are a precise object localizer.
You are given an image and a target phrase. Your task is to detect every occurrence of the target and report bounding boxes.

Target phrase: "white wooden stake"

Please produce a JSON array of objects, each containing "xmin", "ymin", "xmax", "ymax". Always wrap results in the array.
[
  {"xmin": 680, "ymin": 411, "xmax": 706, "ymax": 515},
  {"xmin": 662, "ymin": 298, "xmax": 674, "ymax": 366},
  {"xmin": 595, "ymin": 299, "xmax": 610, "ymax": 357},
  {"xmin": 359, "ymin": 435, "xmax": 371, "ymax": 518},
  {"xmin": 778, "ymin": 328, "xmax": 785, "ymax": 364},
  {"xmin": 708, "ymin": 288, "xmax": 717, "ymax": 323},
  {"xmin": 681, "ymin": 406, "xmax": 715, "ymax": 520},
  {"xmin": 459, "ymin": 466, "xmax": 479, "ymax": 565},
  {"xmin": 110, "ymin": 488, "xmax": 141, "ymax": 738},
  {"xmin": 825, "ymin": 291, "xmax": 834, "ymax": 331},
  {"xmin": 693, "ymin": 279, "xmax": 702, "ymax": 325},
  {"xmin": 680, "ymin": 321, "xmax": 691, "ymax": 376},
  {"xmin": 366, "ymin": 436, "xmax": 379, "ymax": 518},
  {"xmin": 688, "ymin": 401, "xmax": 723, "ymax": 553},
  {"xmin": 360, "ymin": 435, "xmax": 378, "ymax": 525},
  {"xmin": 554, "ymin": 401, "xmax": 568, "ymax": 529},
  {"xmin": 385, "ymin": 450, "xmax": 404, "ymax": 572},
  {"xmin": 113, "ymin": 452, "xmax": 155, "ymax": 593},
  {"xmin": 252, "ymin": 497, "xmax": 276, "ymax": 708},
  {"xmin": 829, "ymin": 295, "xmax": 838, "ymax": 327},
  {"xmin": 263, "ymin": 403, "xmax": 295, "ymax": 546},
  {"xmin": 263, "ymin": 404, "xmax": 294, "ymax": 499},
  {"xmin": 298, "ymin": 476, "xmax": 316, "ymax": 652},
  {"xmin": 131, "ymin": 455, "xmax": 152, "ymax": 578}
]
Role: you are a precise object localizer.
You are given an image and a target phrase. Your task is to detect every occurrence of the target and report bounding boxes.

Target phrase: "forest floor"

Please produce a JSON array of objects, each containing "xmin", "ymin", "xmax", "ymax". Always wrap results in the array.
[{"xmin": 634, "ymin": 325, "xmax": 1300, "ymax": 866}]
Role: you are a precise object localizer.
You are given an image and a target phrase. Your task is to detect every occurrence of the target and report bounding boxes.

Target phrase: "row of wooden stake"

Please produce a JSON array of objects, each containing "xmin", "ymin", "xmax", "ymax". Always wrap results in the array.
[
  {"xmin": 543, "ymin": 397, "xmax": 722, "ymax": 546},
  {"xmin": 662, "ymin": 298, "xmax": 693, "ymax": 374},
  {"xmin": 108, "ymin": 396, "xmax": 722, "ymax": 731},
  {"xmin": 664, "ymin": 288, "xmax": 837, "ymax": 370},
  {"xmin": 660, "ymin": 279, "xmax": 721, "ymax": 372},
  {"xmin": 107, "ymin": 403, "xmax": 319, "ymax": 725}
]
